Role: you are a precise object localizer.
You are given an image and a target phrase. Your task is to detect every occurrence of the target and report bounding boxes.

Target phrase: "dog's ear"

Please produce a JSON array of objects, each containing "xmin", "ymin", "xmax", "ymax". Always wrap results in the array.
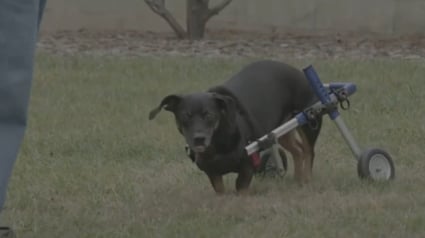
[
  {"xmin": 149, "ymin": 94, "xmax": 182, "ymax": 120},
  {"xmin": 213, "ymin": 94, "xmax": 236, "ymax": 118}
]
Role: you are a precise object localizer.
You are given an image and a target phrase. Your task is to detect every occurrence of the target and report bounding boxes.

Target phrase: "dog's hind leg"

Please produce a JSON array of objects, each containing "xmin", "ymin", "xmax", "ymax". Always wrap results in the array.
[
  {"xmin": 299, "ymin": 118, "xmax": 322, "ymax": 171},
  {"xmin": 279, "ymin": 130, "xmax": 304, "ymax": 183},
  {"xmin": 296, "ymin": 128, "xmax": 314, "ymax": 183},
  {"xmin": 207, "ymin": 173, "xmax": 225, "ymax": 194}
]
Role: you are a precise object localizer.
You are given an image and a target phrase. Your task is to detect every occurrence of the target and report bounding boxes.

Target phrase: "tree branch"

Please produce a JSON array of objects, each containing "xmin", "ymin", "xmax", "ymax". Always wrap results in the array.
[
  {"xmin": 145, "ymin": 0, "xmax": 166, "ymax": 14},
  {"xmin": 205, "ymin": 0, "xmax": 232, "ymax": 22},
  {"xmin": 144, "ymin": 0, "xmax": 187, "ymax": 39}
]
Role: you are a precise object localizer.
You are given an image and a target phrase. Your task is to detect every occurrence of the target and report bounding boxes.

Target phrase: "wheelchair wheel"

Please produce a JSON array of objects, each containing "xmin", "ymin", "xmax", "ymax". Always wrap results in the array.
[{"xmin": 357, "ymin": 148, "xmax": 395, "ymax": 181}]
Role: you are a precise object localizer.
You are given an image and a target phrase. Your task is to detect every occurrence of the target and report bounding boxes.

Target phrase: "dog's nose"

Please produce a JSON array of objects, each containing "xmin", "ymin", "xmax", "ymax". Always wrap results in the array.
[{"xmin": 194, "ymin": 136, "xmax": 206, "ymax": 146}]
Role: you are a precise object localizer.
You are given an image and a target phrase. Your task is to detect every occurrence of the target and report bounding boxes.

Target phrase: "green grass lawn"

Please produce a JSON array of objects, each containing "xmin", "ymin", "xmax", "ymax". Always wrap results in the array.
[{"xmin": 2, "ymin": 54, "xmax": 425, "ymax": 237}]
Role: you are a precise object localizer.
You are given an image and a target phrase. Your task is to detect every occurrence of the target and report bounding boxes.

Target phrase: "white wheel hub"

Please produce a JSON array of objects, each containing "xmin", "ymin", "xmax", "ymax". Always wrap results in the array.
[{"xmin": 368, "ymin": 154, "xmax": 392, "ymax": 180}]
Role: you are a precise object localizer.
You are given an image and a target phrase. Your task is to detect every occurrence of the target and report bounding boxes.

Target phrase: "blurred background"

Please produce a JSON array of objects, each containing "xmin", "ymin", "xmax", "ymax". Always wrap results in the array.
[
  {"xmin": 37, "ymin": 0, "xmax": 425, "ymax": 59},
  {"xmin": 42, "ymin": 0, "xmax": 425, "ymax": 35}
]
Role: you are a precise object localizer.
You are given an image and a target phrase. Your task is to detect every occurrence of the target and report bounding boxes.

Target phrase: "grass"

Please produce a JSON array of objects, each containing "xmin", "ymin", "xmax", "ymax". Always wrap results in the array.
[{"xmin": 1, "ymin": 54, "xmax": 425, "ymax": 237}]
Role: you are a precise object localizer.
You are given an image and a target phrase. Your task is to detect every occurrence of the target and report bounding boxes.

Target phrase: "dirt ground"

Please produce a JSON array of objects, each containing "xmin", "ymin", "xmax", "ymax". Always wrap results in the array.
[{"xmin": 37, "ymin": 30, "xmax": 425, "ymax": 59}]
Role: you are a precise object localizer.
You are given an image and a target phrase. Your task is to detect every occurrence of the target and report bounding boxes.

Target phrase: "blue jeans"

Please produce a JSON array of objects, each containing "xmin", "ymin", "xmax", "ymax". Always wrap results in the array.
[{"xmin": 0, "ymin": 0, "xmax": 46, "ymax": 211}]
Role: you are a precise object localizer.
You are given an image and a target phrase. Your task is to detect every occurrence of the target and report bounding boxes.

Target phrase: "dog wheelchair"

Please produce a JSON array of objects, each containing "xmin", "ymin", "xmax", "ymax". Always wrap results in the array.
[{"xmin": 247, "ymin": 65, "xmax": 395, "ymax": 181}]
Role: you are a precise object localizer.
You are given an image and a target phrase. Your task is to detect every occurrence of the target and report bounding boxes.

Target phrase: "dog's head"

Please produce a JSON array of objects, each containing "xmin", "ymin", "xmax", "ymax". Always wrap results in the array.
[{"xmin": 149, "ymin": 92, "xmax": 236, "ymax": 153}]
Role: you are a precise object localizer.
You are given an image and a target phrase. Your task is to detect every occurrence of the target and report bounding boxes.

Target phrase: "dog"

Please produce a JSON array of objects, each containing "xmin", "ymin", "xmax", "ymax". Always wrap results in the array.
[{"xmin": 149, "ymin": 60, "xmax": 322, "ymax": 194}]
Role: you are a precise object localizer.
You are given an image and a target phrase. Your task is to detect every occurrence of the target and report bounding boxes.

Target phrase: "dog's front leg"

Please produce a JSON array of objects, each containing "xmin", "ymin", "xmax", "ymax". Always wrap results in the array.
[
  {"xmin": 235, "ymin": 163, "xmax": 254, "ymax": 195},
  {"xmin": 207, "ymin": 173, "xmax": 225, "ymax": 194}
]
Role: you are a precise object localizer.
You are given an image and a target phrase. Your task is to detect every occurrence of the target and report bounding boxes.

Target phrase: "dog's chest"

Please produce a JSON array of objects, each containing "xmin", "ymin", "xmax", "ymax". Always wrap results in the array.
[{"xmin": 195, "ymin": 152, "xmax": 243, "ymax": 174}]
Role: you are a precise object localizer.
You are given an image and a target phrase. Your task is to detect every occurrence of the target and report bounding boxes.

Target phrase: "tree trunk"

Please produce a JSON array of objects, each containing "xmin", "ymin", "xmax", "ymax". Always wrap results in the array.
[
  {"xmin": 145, "ymin": 0, "xmax": 187, "ymax": 39},
  {"xmin": 186, "ymin": 0, "xmax": 209, "ymax": 40},
  {"xmin": 146, "ymin": 0, "xmax": 232, "ymax": 40}
]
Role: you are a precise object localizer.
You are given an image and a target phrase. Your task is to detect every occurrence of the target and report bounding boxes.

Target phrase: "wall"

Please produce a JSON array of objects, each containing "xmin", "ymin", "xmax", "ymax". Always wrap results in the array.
[{"xmin": 40, "ymin": 0, "xmax": 425, "ymax": 35}]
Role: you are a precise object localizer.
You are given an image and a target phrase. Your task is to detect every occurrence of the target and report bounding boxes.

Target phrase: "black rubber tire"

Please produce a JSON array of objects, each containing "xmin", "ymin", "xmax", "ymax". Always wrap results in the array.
[
  {"xmin": 264, "ymin": 148, "xmax": 288, "ymax": 171},
  {"xmin": 280, "ymin": 148, "xmax": 288, "ymax": 171},
  {"xmin": 257, "ymin": 148, "xmax": 288, "ymax": 176},
  {"xmin": 357, "ymin": 148, "xmax": 395, "ymax": 181}
]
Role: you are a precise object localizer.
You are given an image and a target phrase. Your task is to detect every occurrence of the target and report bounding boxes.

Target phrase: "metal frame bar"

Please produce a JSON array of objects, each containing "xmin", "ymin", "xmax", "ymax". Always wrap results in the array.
[
  {"xmin": 333, "ymin": 116, "xmax": 362, "ymax": 159},
  {"xmin": 245, "ymin": 117, "xmax": 302, "ymax": 156},
  {"xmin": 245, "ymin": 81, "xmax": 362, "ymax": 161}
]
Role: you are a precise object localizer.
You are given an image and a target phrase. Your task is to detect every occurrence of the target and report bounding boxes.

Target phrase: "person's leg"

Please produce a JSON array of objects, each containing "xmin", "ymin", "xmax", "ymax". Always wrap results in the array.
[
  {"xmin": 38, "ymin": 0, "xmax": 47, "ymax": 28},
  {"xmin": 0, "ymin": 0, "xmax": 46, "ymax": 213}
]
